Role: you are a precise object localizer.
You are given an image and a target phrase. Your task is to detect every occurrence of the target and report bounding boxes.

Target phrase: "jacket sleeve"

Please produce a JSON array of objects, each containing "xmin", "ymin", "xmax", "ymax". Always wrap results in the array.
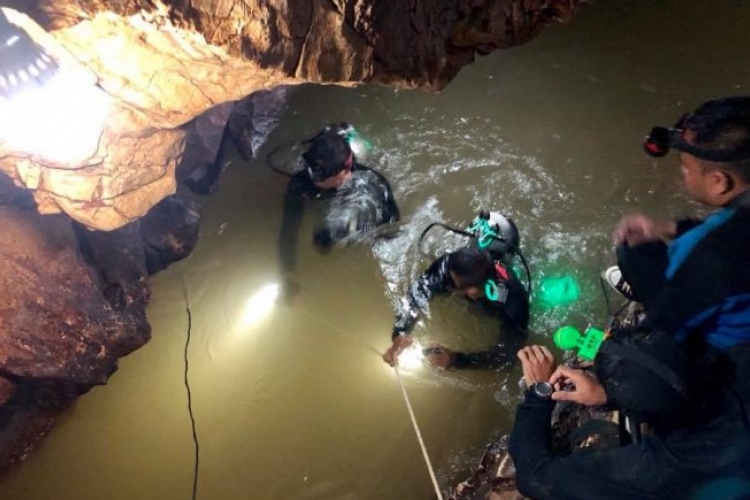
[
  {"xmin": 392, "ymin": 256, "xmax": 450, "ymax": 339},
  {"xmin": 376, "ymin": 169, "xmax": 400, "ymax": 223}
]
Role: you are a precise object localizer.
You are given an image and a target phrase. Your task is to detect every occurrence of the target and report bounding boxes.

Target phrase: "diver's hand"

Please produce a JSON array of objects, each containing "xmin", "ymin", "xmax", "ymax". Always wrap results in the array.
[
  {"xmin": 424, "ymin": 345, "xmax": 454, "ymax": 369},
  {"xmin": 613, "ymin": 214, "xmax": 677, "ymax": 246},
  {"xmin": 382, "ymin": 335, "xmax": 413, "ymax": 366},
  {"xmin": 549, "ymin": 365, "xmax": 607, "ymax": 406},
  {"xmin": 517, "ymin": 345, "xmax": 556, "ymax": 386}
]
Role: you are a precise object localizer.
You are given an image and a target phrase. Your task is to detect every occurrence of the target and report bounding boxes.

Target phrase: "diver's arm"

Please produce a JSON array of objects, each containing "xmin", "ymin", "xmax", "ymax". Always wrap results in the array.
[
  {"xmin": 391, "ymin": 256, "xmax": 451, "ymax": 339},
  {"xmin": 384, "ymin": 255, "xmax": 451, "ymax": 365},
  {"xmin": 501, "ymin": 274, "xmax": 531, "ymax": 331},
  {"xmin": 451, "ymin": 328, "xmax": 528, "ymax": 369},
  {"xmin": 278, "ymin": 178, "xmax": 307, "ymax": 275},
  {"xmin": 373, "ymin": 167, "xmax": 401, "ymax": 223}
]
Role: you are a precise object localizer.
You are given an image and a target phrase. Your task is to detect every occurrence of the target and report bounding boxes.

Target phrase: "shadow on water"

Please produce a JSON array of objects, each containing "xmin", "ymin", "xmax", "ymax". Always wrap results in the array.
[{"xmin": 1, "ymin": 0, "xmax": 750, "ymax": 499}]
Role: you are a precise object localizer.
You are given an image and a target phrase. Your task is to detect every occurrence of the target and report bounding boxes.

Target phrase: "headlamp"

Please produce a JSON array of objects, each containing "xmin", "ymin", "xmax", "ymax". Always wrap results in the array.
[{"xmin": 643, "ymin": 113, "xmax": 750, "ymax": 162}]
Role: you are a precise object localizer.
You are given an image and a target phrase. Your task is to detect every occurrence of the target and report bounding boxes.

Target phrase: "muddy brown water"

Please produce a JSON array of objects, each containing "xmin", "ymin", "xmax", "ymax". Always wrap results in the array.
[{"xmin": 1, "ymin": 1, "xmax": 749, "ymax": 499}]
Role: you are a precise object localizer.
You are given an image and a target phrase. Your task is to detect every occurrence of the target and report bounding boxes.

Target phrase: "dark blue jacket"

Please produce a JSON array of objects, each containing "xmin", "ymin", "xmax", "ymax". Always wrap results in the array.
[{"xmin": 650, "ymin": 191, "xmax": 750, "ymax": 348}]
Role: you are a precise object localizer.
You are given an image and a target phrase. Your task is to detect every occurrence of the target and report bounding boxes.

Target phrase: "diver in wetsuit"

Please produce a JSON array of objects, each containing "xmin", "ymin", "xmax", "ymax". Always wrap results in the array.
[
  {"xmin": 278, "ymin": 126, "xmax": 400, "ymax": 295},
  {"xmin": 382, "ymin": 239, "xmax": 530, "ymax": 369}
]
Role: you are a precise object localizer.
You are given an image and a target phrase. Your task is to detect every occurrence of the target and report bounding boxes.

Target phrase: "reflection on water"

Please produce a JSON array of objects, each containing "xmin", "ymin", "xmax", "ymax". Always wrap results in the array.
[{"xmin": 1, "ymin": 1, "xmax": 750, "ymax": 499}]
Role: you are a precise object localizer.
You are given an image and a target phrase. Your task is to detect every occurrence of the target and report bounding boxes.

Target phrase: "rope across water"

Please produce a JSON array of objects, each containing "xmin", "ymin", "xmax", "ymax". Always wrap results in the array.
[
  {"xmin": 394, "ymin": 366, "xmax": 445, "ymax": 500},
  {"xmin": 300, "ymin": 309, "xmax": 445, "ymax": 499}
]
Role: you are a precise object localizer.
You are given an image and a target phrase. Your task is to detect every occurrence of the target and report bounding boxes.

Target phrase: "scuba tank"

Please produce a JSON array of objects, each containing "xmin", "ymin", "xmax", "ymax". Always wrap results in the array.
[
  {"xmin": 417, "ymin": 210, "xmax": 532, "ymax": 295},
  {"xmin": 468, "ymin": 210, "xmax": 520, "ymax": 256}
]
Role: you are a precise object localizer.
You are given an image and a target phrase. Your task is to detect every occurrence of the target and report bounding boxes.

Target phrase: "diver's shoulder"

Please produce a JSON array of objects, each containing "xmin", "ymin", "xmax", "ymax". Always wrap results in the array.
[{"xmin": 353, "ymin": 163, "xmax": 393, "ymax": 185}]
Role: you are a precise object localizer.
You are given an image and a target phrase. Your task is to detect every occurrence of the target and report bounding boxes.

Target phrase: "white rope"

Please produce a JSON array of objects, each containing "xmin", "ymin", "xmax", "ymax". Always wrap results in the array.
[
  {"xmin": 394, "ymin": 366, "xmax": 445, "ymax": 500},
  {"xmin": 295, "ymin": 309, "xmax": 444, "ymax": 499}
]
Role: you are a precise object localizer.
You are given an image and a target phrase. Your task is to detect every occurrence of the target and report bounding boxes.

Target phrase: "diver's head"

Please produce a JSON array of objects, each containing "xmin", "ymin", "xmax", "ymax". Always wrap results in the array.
[
  {"xmin": 447, "ymin": 247, "xmax": 494, "ymax": 300},
  {"xmin": 303, "ymin": 131, "xmax": 354, "ymax": 189},
  {"xmin": 644, "ymin": 96, "xmax": 750, "ymax": 206}
]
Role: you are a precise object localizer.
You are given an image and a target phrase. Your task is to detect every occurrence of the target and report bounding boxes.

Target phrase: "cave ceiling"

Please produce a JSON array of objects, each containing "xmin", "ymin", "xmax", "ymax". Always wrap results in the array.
[{"xmin": 0, "ymin": 0, "xmax": 583, "ymax": 231}]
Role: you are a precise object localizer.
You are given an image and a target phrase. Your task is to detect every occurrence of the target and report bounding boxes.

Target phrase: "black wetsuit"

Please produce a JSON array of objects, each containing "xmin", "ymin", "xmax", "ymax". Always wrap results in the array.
[
  {"xmin": 392, "ymin": 250, "xmax": 529, "ymax": 369},
  {"xmin": 278, "ymin": 163, "xmax": 399, "ymax": 275}
]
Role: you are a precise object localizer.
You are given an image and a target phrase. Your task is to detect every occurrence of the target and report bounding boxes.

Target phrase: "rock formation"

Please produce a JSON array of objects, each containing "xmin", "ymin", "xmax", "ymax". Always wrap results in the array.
[{"xmin": 0, "ymin": 0, "xmax": 585, "ymax": 472}]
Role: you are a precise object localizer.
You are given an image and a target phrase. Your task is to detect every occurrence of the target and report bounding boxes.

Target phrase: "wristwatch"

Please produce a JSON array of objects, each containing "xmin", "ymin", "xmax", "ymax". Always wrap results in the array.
[{"xmin": 530, "ymin": 381, "xmax": 555, "ymax": 400}]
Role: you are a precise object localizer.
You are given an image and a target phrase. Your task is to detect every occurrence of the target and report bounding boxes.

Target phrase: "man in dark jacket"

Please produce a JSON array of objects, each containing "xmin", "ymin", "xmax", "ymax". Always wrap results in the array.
[
  {"xmin": 278, "ymin": 129, "xmax": 399, "ymax": 294},
  {"xmin": 509, "ymin": 97, "xmax": 750, "ymax": 499},
  {"xmin": 382, "ymin": 246, "xmax": 529, "ymax": 369},
  {"xmin": 607, "ymin": 96, "xmax": 750, "ymax": 350},
  {"xmin": 509, "ymin": 343, "xmax": 750, "ymax": 500}
]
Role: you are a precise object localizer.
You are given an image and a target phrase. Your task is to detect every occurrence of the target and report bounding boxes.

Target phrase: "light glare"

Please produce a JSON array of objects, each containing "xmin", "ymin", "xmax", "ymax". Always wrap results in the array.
[
  {"xmin": 397, "ymin": 341, "xmax": 426, "ymax": 370},
  {"xmin": 0, "ymin": 66, "xmax": 109, "ymax": 163},
  {"xmin": 240, "ymin": 283, "xmax": 280, "ymax": 328}
]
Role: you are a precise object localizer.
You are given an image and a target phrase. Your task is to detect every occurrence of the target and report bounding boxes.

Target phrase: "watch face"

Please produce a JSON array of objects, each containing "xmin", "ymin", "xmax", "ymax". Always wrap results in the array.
[{"xmin": 533, "ymin": 382, "xmax": 554, "ymax": 399}]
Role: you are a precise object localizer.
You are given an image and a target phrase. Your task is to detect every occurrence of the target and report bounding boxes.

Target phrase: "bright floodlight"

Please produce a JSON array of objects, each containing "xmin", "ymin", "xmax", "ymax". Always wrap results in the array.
[
  {"xmin": 0, "ymin": 9, "xmax": 109, "ymax": 163},
  {"xmin": 0, "ymin": 9, "xmax": 58, "ymax": 100},
  {"xmin": 0, "ymin": 67, "xmax": 109, "ymax": 162}
]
